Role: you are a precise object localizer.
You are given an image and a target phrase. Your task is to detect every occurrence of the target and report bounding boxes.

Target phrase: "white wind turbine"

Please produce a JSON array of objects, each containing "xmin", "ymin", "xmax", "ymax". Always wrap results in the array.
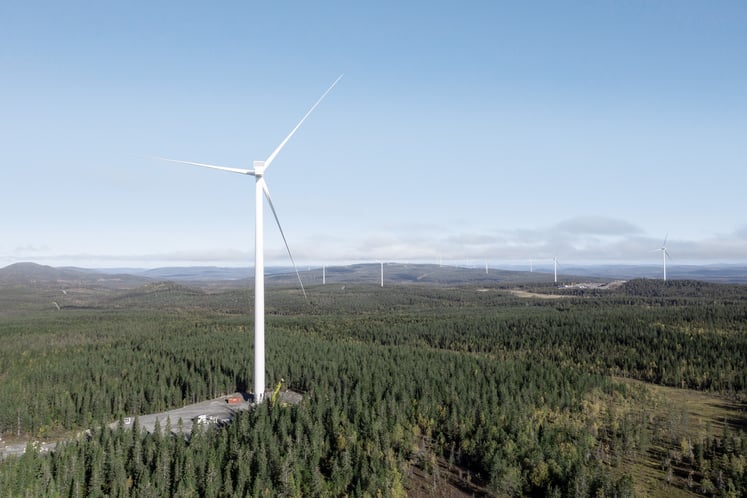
[
  {"xmin": 160, "ymin": 75, "xmax": 342, "ymax": 403},
  {"xmin": 655, "ymin": 234, "xmax": 671, "ymax": 281},
  {"xmin": 553, "ymin": 256, "xmax": 559, "ymax": 284}
]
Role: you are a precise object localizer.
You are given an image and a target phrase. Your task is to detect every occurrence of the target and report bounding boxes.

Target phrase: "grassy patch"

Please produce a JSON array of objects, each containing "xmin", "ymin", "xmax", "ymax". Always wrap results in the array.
[{"xmin": 613, "ymin": 377, "xmax": 747, "ymax": 496}]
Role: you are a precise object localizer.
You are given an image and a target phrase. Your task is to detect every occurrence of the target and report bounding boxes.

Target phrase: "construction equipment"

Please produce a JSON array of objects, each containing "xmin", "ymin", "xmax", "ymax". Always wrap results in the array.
[{"xmin": 270, "ymin": 378, "xmax": 285, "ymax": 406}]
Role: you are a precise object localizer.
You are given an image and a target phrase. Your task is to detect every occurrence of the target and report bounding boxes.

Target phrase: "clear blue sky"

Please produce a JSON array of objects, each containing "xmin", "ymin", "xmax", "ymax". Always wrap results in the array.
[{"xmin": 2, "ymin": 1, "xmax": 746, "ymax": 268}]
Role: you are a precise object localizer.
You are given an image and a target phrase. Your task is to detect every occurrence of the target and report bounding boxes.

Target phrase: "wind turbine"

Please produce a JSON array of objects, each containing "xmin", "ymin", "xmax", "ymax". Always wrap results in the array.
[
  {"xmin": 553, "ymin": 256, "xmax": 558, "ymax": 284},
  {"xmin": 160, "ymin": 75, "xmax": 342, "ymax": 403},
  {"xmin": 655, "ymin": 234, "xmax": 671, "ymax": 281}
]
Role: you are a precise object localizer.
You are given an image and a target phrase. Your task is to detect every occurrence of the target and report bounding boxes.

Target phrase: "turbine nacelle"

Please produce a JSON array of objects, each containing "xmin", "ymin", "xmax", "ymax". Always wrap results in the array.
[{"xmin": 252, "ymin": 160, "xmax": 266, "ymax": 177}]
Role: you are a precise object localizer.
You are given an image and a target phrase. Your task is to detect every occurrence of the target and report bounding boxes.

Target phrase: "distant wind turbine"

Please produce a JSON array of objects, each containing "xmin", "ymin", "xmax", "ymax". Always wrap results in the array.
[
  {"xmin": 654, "ymin": 234, "xmax": 671, "ymax": 281},
  {"xmin": 553, "ymin": 256, "xmax": 559, "ymax": 284},
  {"xmin": 380, "ymin": 261, "xmax": 384, "ymax": 287},
  {"xmin": 159, "ymin": 75, "xmax": 342, "ymax": 403}
]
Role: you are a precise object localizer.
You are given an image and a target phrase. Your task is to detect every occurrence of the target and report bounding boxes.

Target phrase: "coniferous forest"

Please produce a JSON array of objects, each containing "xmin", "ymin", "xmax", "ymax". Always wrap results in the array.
[{"xmin": 1, "ymin": 277, "xmax": 746, "ymax": 497}]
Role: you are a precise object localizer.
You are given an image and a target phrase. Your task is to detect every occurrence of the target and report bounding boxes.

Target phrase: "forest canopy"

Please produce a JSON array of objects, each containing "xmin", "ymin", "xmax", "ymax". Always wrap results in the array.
[{"xmin": 0, "ymin": 278, "xmax": 745, "ymax": 496}]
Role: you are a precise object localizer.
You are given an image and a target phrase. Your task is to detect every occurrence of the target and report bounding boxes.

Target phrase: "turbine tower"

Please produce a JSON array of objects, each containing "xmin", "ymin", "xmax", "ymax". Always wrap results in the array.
[{"xmin": 160, "ymin": 75, "xmax": 342, "ymax": 403}]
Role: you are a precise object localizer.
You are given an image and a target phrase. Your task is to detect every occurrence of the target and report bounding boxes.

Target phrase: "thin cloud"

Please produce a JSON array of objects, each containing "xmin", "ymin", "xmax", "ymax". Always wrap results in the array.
[
  {"xmin": 5, "ymin": 219, "xmax": 747, "ymax": 269},
  {"xmin": 735, "ymin": 226, "xmax": 747, "ymax": 239},
  {"xmin": 552, "ymin": 216, "xmax": 643, "ymax": 236},
  {"xmin": 13, "ymin": 244, "xmax": 50, "ymax": 253}
]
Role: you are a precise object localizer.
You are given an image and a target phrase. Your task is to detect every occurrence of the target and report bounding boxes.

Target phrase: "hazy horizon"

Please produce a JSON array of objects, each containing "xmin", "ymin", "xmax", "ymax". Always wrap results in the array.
[{"xmin": 5, "ymin": 259, "xmax": 747, "ymax": 273}]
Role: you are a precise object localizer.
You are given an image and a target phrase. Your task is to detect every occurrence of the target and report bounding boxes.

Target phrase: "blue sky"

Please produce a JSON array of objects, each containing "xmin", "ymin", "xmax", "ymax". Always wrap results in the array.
[{"xmin": 2, "ymin": 1, "xmax": 746, "ymax": 268}]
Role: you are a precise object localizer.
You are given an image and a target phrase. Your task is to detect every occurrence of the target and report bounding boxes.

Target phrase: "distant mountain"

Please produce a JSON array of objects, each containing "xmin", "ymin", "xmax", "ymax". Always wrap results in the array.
[
  {"xmin": 0, "ymin": 262, "xmax": 151, "ymax": 289},
  {"xmin": 3, "ymin": 262, "xmax": 746, "ymax": 290},
  {"xmin": 266, "ymin": 263, "xmax": 558, "ymax": 287},
  {"xmin": 544, "ymin": 264, "xmax": 747, "ymax": 284},
  {"xmin": 138, "ymin": 267, "xmax": 252, "ymax": 281},
  {"xmin": 0, "ymin": 262, "xmax": 85, "ymax": 283}
]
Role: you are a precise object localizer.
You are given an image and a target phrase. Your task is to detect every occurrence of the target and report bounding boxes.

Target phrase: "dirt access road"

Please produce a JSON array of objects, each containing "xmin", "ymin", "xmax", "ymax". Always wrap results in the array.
[{"xmin": 1, "ymin": 390, "xmax": 301, "ymax": 459}]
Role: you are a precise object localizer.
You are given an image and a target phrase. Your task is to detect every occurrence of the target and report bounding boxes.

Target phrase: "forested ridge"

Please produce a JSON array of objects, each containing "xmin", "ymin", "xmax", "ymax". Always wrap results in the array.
[{"xmin": 1, "ymin": 279, "xmax": 746, "ymax": 496}]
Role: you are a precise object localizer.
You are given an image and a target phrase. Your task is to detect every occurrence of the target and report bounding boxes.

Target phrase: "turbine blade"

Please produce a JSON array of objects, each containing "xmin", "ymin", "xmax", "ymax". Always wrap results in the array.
[
  {"xmin": 662, "ymin": 232, "xmax": 669, "ymax": 247},
  {"xmin": 156, "ymin": 157, "xmax": 254, "ymax": 175},
  {"xmin": 263, "ymin": 74, "xmax": 343, "ymax": 170},
  {"xmin": 261, "ymin": 181, "xmax": 307, "ymax": 300}
]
